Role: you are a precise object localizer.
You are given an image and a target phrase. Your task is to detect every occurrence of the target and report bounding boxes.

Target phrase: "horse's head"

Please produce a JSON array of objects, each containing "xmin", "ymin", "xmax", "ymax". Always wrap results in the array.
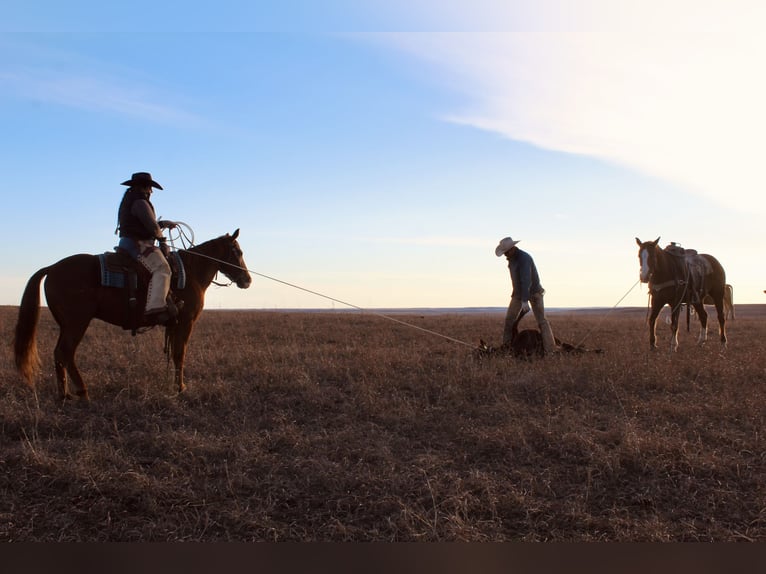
[
  {"xmin": 635, "ymin": 236, "xmax": 660, "ymax": 283},
  {"xmin": 218, "ymin": 229, "xmax": 252, "ymax": 289}
]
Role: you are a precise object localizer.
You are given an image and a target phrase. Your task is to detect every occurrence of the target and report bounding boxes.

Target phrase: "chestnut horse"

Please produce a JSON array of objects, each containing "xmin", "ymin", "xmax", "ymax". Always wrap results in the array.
[
  {"xmin": 635, "ymin": 237, "xmax": 727, "ymax": 352},
  {"xmin": 14, "ymin": 229, "xmax": 251, "ymax": 400}
]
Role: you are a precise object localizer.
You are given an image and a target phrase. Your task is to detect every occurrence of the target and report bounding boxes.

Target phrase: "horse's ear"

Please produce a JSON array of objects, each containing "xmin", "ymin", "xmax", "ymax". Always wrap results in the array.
[
  {"xmin": 231, "ymin": 228, "xmax": 240, "ymax": 239},
  {"xmin": 635, "ymin": 237, "xmax": 642, "ymax": 246},
  {"xmin": 653, "ymin": 237, "xmax": 660, "ymax": 246}
]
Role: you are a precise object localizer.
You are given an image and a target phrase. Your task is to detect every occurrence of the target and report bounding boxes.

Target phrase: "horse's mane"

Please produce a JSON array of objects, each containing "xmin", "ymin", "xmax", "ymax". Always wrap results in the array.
[
  {"xmin": 186, "ymin": 234, "xmax": 231, "ymax": 252},
  {"xmin": 650, "ymin": 242, "xmax": 686, "ymax": 283}
]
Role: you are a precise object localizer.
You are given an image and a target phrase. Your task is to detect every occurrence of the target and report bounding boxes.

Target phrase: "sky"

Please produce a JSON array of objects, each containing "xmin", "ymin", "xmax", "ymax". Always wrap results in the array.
[{"xmin": 2, "ymin": 1, "xmax": 765, "ymax": 311}]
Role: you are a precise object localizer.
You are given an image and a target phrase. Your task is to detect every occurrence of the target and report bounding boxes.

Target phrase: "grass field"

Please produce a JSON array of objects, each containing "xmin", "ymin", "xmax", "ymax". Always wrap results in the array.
[{"xmin": 1, "ymin": 304, "xmax": 764, "ymax": 541}]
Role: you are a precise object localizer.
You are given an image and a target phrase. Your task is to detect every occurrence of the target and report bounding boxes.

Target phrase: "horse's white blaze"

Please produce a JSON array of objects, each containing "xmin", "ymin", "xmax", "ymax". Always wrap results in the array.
[{"xmin": 639, "ymin": 250, "xmax": 651, "ymax": 283}]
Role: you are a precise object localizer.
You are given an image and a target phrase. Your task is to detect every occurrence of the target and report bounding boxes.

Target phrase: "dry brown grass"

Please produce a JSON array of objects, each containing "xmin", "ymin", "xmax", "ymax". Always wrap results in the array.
[{"xmin": 1, "ymin": 305, "xmax": 764, "ymax": 541}]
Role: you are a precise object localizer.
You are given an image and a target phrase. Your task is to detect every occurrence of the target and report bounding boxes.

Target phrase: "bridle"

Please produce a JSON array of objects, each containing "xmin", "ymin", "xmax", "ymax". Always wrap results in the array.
[{"xmin": 211, "ymin": 240, "xmax": 249, "ymax": 287}]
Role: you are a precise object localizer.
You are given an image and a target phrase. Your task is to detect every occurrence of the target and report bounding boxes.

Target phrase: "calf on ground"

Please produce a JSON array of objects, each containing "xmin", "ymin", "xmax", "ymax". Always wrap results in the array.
[{"xmin": 475, "ymin": 308, "xmax": 603, "ymax": 359}]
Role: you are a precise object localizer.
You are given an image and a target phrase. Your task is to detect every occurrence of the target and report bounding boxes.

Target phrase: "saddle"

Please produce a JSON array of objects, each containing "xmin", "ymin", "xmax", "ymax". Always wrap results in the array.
[
  {"xmin": 97, "ymin": 250, "xmax": 186, "ymax": 334},
  {"xmin": 663, "ymin": 242, "xmax": 712, "ymax": 303}
]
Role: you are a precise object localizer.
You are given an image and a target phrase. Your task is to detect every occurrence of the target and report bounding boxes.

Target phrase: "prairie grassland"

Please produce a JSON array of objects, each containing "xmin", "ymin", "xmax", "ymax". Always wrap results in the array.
[{"xmin": 0, "ymin": 305, "xmax": 764, "ymax": 541}]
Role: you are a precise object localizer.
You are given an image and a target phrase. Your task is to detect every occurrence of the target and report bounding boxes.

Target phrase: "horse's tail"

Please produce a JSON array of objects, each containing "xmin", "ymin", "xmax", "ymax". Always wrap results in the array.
[{"xmin": 13, "ymin": 267, "xmax": 49, "ymax": 386}]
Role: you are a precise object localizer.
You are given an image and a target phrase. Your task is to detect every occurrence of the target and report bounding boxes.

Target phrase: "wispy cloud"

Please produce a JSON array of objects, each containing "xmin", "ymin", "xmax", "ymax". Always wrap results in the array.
[
  {"xmin": 368, "ymin": 1, "xmax": 766, "ymax": 211},
  {"xmin": 0, "ymin": 67, "xmax": 203, "ymax": 126}
]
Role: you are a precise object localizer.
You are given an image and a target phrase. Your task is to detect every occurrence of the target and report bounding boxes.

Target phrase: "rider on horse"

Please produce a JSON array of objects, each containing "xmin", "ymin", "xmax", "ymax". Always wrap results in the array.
[{"xmin": 116, "ymin": 172, "xmax": 180, "ymax": 325}]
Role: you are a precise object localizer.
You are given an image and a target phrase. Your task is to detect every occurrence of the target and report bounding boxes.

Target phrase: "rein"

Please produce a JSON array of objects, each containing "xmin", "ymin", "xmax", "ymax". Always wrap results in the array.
[
  {"xmin": 166, "ymin": 224, "xmax": 241, "ymax": 287},
  {"xmin": 178, "ymin": 249, "xmax": 244, "ymax": 286}
]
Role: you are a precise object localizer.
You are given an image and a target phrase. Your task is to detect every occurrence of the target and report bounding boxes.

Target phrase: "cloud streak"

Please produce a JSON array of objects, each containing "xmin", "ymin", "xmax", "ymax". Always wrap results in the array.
[
  {"xmin": 1, "ymin": 68, "xmax": 202, "ymax": 126},
  {"xmin": 370, "ymin": 1, "xmax": 766, "ymax": 211}
]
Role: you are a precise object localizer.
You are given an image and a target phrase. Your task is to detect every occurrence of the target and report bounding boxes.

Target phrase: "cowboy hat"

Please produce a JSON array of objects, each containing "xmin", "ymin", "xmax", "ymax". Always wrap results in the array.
[
  {"xmin": 495, "ymin": 236, "xmax": 520, "ymax": 256},
  {"xmin": 120, "ymin": 172, "xmax": 163, "ymax": 190}
]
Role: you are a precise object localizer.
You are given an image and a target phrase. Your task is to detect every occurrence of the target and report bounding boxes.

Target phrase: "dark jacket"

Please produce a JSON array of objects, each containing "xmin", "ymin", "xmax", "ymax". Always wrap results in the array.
[
  {"xmin": 507, "ymin": 248, "xmax": 544, "ymax": 302},
  {"xmin": 117, "ymin": 189, "xmax": 162, "ymax": 240}
]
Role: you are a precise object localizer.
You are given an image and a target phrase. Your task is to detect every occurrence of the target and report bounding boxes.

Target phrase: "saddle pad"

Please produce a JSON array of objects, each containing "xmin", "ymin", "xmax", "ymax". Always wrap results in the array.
[
  {"xmin": 97, "ymin": 251, "xmax": 186, "ymax": 289},
  {"xmin": 98, "ymin": 253, "xmax": 135, "ymax": 289}
]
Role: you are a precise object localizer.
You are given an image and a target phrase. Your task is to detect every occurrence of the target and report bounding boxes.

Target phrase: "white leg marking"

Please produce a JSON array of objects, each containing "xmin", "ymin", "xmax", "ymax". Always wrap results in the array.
[
  {"xmin": 697, "ymin": 324, "xmax": 708, "ymax": 346},
  {"xmin": 670, "ymin": 330, "xmax": 679, "ymax": 353}
]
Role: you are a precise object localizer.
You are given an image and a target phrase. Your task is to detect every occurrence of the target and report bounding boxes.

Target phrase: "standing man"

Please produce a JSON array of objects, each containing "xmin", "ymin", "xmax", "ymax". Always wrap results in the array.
[
  {"xmin": 495, "ymin": 236, "xmax": 558, "ymax": 354},
  {"xmin": 116, "ymin": 172, "xmax": 178, "ymax": 324}
]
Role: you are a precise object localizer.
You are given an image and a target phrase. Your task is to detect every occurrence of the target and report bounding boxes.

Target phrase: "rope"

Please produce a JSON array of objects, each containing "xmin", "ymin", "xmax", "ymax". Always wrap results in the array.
[
  {"xmin": 573, "ymin": 279, "xmax": 642, "ymax": 348},
  {"xmin": 173, "ymin": 223, "xmax": 638, "ymax": 352},
  {"xmin": 181, "ymin": 249, "xmax": 477, "ymax": 349},
  {"xmin": 162, "ymin": 220, "xmax": 195, "ymax": 251}
]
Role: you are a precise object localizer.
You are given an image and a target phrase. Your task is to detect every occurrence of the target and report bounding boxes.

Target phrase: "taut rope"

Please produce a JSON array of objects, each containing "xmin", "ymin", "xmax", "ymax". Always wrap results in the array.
[
  {"xmin": 173, "ymin": 223, "xmax": 638, "ymax": 352},
  {"xmin": 181, "ymin": 249, "xmax": 477, "ymax": 349},
  {"xmin": 573, "ymin": 279, "xmax": 641, "ymax": 349}
]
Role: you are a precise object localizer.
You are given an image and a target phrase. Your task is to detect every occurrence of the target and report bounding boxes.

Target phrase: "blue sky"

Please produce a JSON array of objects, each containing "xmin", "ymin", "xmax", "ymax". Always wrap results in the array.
[{"xmin": 2, "ymin": 1, "xmax": 765, "ymax": 310}]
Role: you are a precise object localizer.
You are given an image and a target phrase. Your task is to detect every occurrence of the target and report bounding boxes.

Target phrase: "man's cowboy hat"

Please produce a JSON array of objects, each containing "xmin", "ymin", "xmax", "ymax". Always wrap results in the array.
[
  {"xmin": 495, "ymin": 236, "xmax": 521, "ymax": 256},
  {"xmin": 121, "ymin": 172, "xmax": 163, "ymax": 190}
]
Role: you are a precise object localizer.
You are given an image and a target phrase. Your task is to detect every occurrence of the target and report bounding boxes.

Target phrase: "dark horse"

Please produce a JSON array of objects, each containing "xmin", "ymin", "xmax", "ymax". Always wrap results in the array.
[
  {"xmin": 14, "ymin": 230, "xmax": 251, "ymax": 400},
  {"xmin": 635, "ymin": 237, "xmax": 727, "ymax": 352}
]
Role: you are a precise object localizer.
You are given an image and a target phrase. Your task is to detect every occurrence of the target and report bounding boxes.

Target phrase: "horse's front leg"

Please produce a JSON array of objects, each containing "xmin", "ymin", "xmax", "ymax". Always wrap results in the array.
[
  {"xmin": 669, "ymin": 307, "xmax": 681, "ymax": 353},
  {"xmin": 648, "ymin": 304, "xmax": 661, "ymax": 350},
  {"xmin": 171, "ymin": 321, "xmax": 193, "ymax": 394},
  {"xmin": 172, "ymin": 337, "xmax": 188, "ymax": 394},
  {"xmin": 693, "ymin": 302, "xmax": 708, "ymax": 346},
  {"xmin": 174, "ymin": 360, "xmax": 186, "ymax": 393}
]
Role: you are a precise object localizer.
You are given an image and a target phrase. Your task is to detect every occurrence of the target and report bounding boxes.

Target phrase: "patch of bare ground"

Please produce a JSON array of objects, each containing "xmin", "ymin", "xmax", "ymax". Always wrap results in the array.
[{"xmin": 1, "ymin": 305, "xmax": 764, "ymax": 541}]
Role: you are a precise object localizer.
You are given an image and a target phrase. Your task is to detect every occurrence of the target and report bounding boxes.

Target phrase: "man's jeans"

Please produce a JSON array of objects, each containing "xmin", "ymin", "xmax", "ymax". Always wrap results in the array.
[{"xmin": 503, "ymin": 292, "xmax": 557, "ymax": 353}]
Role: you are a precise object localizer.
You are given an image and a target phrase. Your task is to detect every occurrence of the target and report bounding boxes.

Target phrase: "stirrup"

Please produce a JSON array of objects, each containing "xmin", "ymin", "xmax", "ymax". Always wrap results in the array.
[
  {"xmin": 167, "ymin": 298, "xmax": 184, "ymax": 317},
  {"xmin": 144, "ymin": 309, "xmax": 171, "ymax": 326}
]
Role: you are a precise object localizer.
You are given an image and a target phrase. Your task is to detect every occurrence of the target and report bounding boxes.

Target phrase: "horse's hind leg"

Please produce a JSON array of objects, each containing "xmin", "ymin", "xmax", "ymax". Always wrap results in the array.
[
  {"xmin": 693, "ymin": 302, "xmax": 708, "ymax": 346},
  {"xmin": 54, "ymin": 354, "xmax": 68, "ymax": 400},
  {"xmin": 53, "ymin": 324, "xmax": 90, "ymax": 401},
  {"xmin": 715, "ymin": 300, "xmax": 728, "ymax": 350}
]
